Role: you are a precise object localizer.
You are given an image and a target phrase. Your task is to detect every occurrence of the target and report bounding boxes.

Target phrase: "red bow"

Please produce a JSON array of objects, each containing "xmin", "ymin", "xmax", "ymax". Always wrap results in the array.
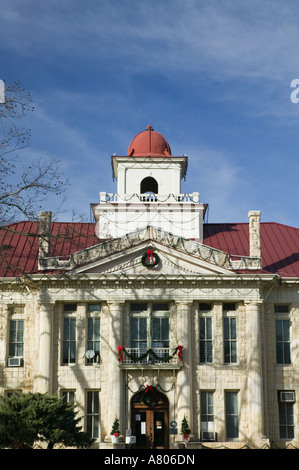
[
  {"xmin": 177, "ymin": 345, "xmax": 184, "ymax": 363},
  {"xmin": 147, "ymin": 249, "xmax": 155, "ymax": 263},
  {"xmin": 118, "ymin": 345, "xmax": 124, "ymax": 362},
  {"xmin": 145, "ymin": 384, "xmax": 159, "ymax": 401}
]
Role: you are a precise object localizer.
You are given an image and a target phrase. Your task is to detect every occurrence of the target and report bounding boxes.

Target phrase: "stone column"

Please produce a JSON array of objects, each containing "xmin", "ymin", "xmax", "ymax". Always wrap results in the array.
[
  {"xmin": 35, "ymin": 303, "xmax": 54, "ymax": 394},
  {"xmin": 107, "ymin": 302, "xmax": 124, "ymax": 437},
  {"xmin": 176, "ymin": 302, "xmax": 193, "ymax": 434},
  {"xmin": 245, "ymin": 301, "xmax": 265, "ymax": 445}
]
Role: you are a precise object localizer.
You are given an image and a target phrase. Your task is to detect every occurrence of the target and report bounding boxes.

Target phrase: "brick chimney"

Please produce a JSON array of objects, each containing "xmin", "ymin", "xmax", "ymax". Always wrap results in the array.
[
  {"xmin": 248, "ymin": 211, "xmax": 261, "ymax": 260},
  {"xmin": 39, "ymin": 211, "xmax": 52, "ymax": 259}
]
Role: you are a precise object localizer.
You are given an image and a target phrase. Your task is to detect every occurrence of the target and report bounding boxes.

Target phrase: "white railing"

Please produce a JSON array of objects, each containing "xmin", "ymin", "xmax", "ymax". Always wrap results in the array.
[
  {"xmin": 119, "ymin": 347, "xmax": 182, "ymax": 366},
  {"xmin": 99, "ymin": 192, "xmax": 199, "ymax": 203}
]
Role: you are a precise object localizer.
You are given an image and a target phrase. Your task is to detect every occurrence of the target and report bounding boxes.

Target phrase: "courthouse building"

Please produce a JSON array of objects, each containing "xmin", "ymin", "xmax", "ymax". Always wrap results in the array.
[{"xmin": 0, "ymin": 125, "xmax": 299, "ymax": 449}]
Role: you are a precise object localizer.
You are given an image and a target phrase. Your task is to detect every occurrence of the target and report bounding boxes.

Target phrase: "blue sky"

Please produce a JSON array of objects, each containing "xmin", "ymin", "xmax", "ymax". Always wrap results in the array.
[{"xmin": 1, "ymin": 0, "xmax": 299, "ymax": 227}]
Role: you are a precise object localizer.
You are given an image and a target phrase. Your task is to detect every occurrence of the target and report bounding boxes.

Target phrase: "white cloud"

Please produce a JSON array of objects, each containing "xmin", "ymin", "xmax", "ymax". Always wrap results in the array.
[{"xmin": 2, "ymin": 0, "xmax": 299, "ymax": 82}]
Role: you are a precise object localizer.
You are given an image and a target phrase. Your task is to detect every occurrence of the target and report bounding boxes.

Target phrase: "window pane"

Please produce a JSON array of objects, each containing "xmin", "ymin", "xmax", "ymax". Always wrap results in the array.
[
  {"xmin": 130, "ymin": 317, "xmax": 138, "ymax": 342},
  {"xmin": 279, "ymin": 402, "xmax": 294, "ymax": 439},
  {"xmin": 227, "ymin": 416, "xmax": 239, "ymax": 438},
  {"xmin": 70, "ymin": 318, "xmax": 76, "ymax": 340},
  {"xmin": 86, "ymin": 391, "xmax": 99, "ymax": 439},
  {"xmin": 276, "ymin": 320, "xmax": 283, "ymax": 341},
  {"xmin": 152, "ymin": 317, "xmax": 169, "ymax": 349},
  {"xmin": 88, "ymin": 303, "xmax": 100, "ymax": 312},
  {"xmin": 63, "ymin": 342, "xmax": 69, "ymax": 363},
  {"xmin": 161, "ymin": 318, "xmax": 169, "ymax": 340},
  {"xmin": 130, "ymin": 317, "xmax": 147, "ymax": 349},
  {"xmin": 283, "ymin": 320, "xmax": 290, "ymax": 341},
  {"xmin": 69, "ymin": 342, "xmax": 76, "ymax": 363},
  {"xmin": 9, "ymin": 320, "xmax": 24, "ymax": 357},
  {"xmin": 206, "ymin": 318, "xmax": 212, "ymax": 340},
  {"xmin": 230, "ymin": 318, "xmax": 236, "ymax": 339},
  {"xmin": 93, "ymin": 392, "xmax": 99, "ymax": 414},
  {"xmin": 200, "ymin": 318, "xmax": 206, "ymax": 340},
  {"xmin": 93, "ymin": 415, "xmax": 99, "ymax": 438},
  {"xmin": 231, "ymin": 342, "xmax": 237, "ymax": 363},
  {"xmin": 224, "ymin": 318, "xmax": 229, "ymax": 340},
  {"xmin": 88, "ymin": 318, "xmax": 93, "ymax": 341},
  {"xmin": 63, "ymin": 318, "xmax": 69, "ymax": 340},
  {"xmin": 152, "ymin": 318, "xmax": 160, "ymax": 341},
  {"xmin": 284, "ymin": 343, "xmax": 291, "ymax": 364},
  {"xmin": 153, "ymin": 303, "xmax": 169, "ymax": 311},
  {"xmin": 87, "ymin": 391, "xmax": 93, "ymax": 413},
  {"xmin": 226, "ymin": 392, "xmax": 239, "ymax": 438},
  {"xmin": 276, "ymin": 319, "xmax": 291, "ymax": 364},
  {"xmin": 131, "ymin": 303, "xmax": 147, "ymax": 312}
]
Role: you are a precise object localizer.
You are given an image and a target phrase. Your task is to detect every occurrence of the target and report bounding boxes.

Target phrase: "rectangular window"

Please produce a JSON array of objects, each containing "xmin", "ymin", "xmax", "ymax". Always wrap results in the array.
[
  {"xmin": 87, "ymin": 317, "xmax": 100, "ymax": 363},
  {"xmin": 275, "ymin": 318, "xmax": 291, "ymax": 365},
  {"xmin": 86, "ymin": 391, "xmax": 100, "ymax": 439},
  {"xmin": 129, "ymin": 303, "xmax": 170, "ymax": 363},
  {"xmin": 225, "ymin": 391, "xmax": 239, "ymax": 439},
  {"xmin": 279, "ymin": 401, "xmax": 294, "ymax": 439},
  {"xmin": 224, "ymin": 317, "xmax": 237, "ymax": 363},
  {"xmin": 61, "ymin": 390, "xmax": 75, "ymax": 405},
  {"xmin": 130, "ymin": 303, "xmax": 170, "ymax": 350},
  {"xmin": 200, "ymin": 391, "xmax": 214, "ymax": 432},
  {"xmin": 63, "ymin": 317, "xmax": 76, "ymax": 364},
  {"xmin": 199, "ymin": 317, "xmax": 213, "ymax": 363},
  {"xmin": 199, "ymin": 303, "xmax": 212, "ymax": 311},
  {"xmin": 87, "ymin": 304, "xmax": 101, "ymax": 363},
  {"xmin": 223, "ymin": 303, "xmax": 236, "ymax": 311},
  {"xmin": 9, "ymin": 320, "xmax": 24, "ymax": 357}
]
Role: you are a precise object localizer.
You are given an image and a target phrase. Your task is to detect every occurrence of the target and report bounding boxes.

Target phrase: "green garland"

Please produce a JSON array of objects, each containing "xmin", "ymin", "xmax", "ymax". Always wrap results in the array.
[{"xmin": 118, "ymin": 345, "xmax": 183, "ymax": 364}]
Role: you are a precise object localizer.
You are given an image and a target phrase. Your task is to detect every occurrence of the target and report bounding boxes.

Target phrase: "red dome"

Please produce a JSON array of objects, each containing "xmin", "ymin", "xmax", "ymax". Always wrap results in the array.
[{"xmin": 127, "ymin": 125, "xmax": 171, "ymax": 157}]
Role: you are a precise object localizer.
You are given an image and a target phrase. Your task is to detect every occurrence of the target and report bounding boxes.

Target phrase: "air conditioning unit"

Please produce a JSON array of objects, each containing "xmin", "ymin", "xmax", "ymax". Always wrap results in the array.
[
  {"xmin": 201, "ymin": 431, "xmax": 217, "ymax": 442},
  {"xmin": 8, "ymin": 357, "xmax": 23, "ymax": 367},
  {"xmin": 279, "ymin": 391, "xmax": 295, "ymax": 403}
]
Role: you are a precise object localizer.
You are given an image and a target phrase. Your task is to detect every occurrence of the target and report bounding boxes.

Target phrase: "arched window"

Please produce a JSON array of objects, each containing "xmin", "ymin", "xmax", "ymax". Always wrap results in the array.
[{"xmin": 140, "ymin": 176, "xmax": 158, "ymax": 194}]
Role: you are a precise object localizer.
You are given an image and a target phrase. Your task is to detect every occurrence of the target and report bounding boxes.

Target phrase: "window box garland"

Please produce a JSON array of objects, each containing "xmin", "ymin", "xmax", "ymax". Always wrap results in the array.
[{"xmin": 118, "ymin": 345, "xmax": 183, "ymax": 364}]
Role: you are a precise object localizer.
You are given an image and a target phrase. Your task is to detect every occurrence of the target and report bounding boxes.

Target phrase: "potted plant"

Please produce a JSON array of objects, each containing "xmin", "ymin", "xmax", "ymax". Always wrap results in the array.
[
  {"xmin": 180, "ymin": 415, "xmax": 191, "ymax": 442},
  {"xmin": 110, "ymin": 416, "xmax": 120, "ymax": 443}
]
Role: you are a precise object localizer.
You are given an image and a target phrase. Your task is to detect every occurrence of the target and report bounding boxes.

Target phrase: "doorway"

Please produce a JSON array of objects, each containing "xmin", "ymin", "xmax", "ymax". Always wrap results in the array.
[{"xmin": 131, "ymin": 391, "xmax": 169, "ymax": 449}]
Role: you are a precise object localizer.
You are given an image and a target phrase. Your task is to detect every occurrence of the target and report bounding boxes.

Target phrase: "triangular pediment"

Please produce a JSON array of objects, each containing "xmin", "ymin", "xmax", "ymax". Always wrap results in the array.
[{"xmin": 62, "ymin": 226, "xmax": 234, "ymax": 275}]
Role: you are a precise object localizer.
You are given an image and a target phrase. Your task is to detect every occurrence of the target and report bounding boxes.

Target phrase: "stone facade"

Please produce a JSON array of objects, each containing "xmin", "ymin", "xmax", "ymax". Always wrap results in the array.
[
  {"xmin": 0, "ymin": 126, "xmax": 298, "ymax": 449},
  {"xmin": 0, "ymin": 270, "xmax": 298, "ymax": 449}
]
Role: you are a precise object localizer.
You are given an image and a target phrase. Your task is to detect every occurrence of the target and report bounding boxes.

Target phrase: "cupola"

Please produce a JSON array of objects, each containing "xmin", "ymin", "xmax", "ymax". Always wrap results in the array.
[{"xmin": 127, "ymin": 125, "xmax": 171, "ymax": 157}]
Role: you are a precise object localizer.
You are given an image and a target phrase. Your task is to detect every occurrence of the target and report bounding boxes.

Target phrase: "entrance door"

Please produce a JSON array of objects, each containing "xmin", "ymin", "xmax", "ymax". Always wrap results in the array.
[{"xmin": 131, "ymin": 401, "xmax": 169, "ymax": 449}]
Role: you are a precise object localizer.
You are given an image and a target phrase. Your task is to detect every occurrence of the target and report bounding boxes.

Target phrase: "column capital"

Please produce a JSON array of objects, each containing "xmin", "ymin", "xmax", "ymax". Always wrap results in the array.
[
  {"xmin": 175, "ymin": 300, "xmax": 193, "ymax": 309},
  {"xmin": 106, "ymin": 301, "xmax": 125, "ymax": 312},
  {"xmin": 244, "ymin": 300, "xmax": 263, "ymax": 306}
]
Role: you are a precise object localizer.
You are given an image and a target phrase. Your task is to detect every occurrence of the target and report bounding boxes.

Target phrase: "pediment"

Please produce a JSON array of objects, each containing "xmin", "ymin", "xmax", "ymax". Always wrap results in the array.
[{"xmin": 65, "ymin": 226, "xmax": 234, "ymax": 276}]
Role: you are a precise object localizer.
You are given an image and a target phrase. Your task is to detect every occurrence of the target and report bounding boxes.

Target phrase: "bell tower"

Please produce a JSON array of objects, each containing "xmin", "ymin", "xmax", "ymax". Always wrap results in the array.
[{"xmin": 93, "ymin": 125, "xmax": 206, "ymax": 241}]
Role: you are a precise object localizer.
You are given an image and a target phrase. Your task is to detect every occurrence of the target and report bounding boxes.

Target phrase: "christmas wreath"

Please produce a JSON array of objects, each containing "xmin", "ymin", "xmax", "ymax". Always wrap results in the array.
[
  {"xmin": 132, "ymin": 385, "xmax": 162, "ymax": 407},
  {"xmin": 141, "ymin": 249, "xmax": 160, "ymax": 267}
]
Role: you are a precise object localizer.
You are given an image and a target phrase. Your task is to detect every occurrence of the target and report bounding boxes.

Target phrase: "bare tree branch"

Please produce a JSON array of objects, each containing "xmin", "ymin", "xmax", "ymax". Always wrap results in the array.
[{"xmin": 0, "ymin": 81, "xmax": 68, "ymax": 226}]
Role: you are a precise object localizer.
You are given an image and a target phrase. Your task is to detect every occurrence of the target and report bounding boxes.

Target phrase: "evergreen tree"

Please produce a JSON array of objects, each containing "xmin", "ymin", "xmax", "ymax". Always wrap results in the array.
[
  {"xmin": 110, "ymin": 416, "xmax": 120, "ymax": 436},
  {"xmin": 0, "ymin": 392, "xmax": 94, "ymax": 449}
]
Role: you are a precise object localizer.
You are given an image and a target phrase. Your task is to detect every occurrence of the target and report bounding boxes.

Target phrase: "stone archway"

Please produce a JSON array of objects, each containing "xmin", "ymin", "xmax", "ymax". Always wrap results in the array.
[{"xmin": 131, "ymin": 386, "xmax": 169, "ymax": 449}]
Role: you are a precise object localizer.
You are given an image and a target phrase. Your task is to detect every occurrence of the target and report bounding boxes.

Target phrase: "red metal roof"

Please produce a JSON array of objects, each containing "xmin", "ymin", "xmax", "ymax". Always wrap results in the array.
[
  {"xmin": 203, "ymin": 222, "xmax": 299, "ymax": 277},
  {"xmin": 0, "ymin": 221, "xmax": 298, "ymax": 278},
  {"xmin": 0, "ymin": 221, "xmax": 100, "ymax": 277}
]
